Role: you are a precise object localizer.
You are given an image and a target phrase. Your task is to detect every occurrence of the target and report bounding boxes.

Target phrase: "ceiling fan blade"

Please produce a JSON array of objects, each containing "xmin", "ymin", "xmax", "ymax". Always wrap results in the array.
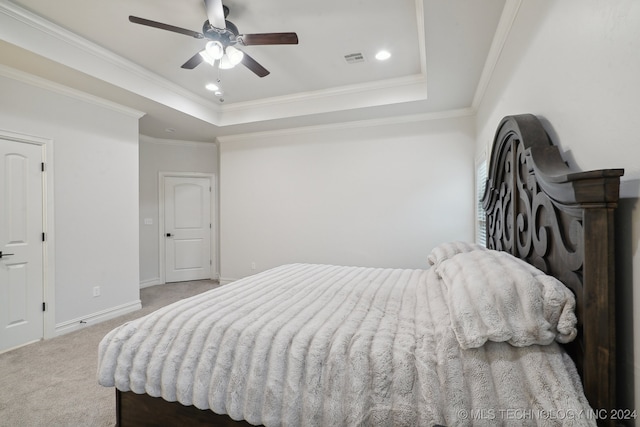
[
  {"xmin": 129, "ymin": 16, "xmax": 203, "ymax": 39},
  {"xmin": 203, "ymin": 0, "xmax": 226, "ymax": 29},
  {"xmin": 241, "ymin": 52, "xmax": 270, "ymax": 77},
  {"xmin": 239, "ymin": 32, "xmax": 299, "ymax": 46},
  {"xmin": 181, "ymin": 51, "xmax": 205, "ymax": 69}
]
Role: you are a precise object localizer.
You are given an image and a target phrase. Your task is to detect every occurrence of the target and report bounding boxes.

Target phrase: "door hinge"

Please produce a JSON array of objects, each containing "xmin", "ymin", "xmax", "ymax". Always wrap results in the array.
[
  {"xmin": 210, "ymin": 260, "xmax": 212, "ymax": 265},
  {"xmin": 41, "ymin": 162, "xmax": 45, "ymax": 172},
  {"xmin": 42, "ymin": 232, "xmax": 46, "ymax": 242},
  {"xmin": 42, "ymin": 302, "xmax": 46, "ymax": 312}
]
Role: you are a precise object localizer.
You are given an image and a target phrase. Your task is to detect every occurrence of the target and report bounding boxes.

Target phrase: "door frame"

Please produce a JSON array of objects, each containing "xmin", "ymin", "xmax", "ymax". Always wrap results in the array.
[
  {"xmin": 158, "ymin": 172, "xmax": 217, "ymax": 284},
  {"xmin": 0, "ymin": 129, "xmax": 55, "ymax": 342}
]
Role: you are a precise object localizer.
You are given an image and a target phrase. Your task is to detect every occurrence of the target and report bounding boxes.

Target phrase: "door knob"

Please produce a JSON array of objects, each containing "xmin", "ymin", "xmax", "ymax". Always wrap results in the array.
[
  {"xmin": 0, "ymin": 251, "xmax": 14, "ymax": 259},
  {"xmin": 166, "ymin": 233, "xmax": 172, "ymax": 237}
]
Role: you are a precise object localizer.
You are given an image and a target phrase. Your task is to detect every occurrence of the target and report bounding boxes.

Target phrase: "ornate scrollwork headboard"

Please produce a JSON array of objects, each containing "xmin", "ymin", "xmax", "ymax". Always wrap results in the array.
[{"xmin": 481, "ymin": 114, "xmax": 623, "ymax": 418}]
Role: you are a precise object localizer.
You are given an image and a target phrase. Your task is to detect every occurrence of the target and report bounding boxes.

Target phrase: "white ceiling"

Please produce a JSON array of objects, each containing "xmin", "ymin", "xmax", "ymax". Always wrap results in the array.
[{"xmin": 0, "ymin": 0, "xmax": 507, "ymax": 142}]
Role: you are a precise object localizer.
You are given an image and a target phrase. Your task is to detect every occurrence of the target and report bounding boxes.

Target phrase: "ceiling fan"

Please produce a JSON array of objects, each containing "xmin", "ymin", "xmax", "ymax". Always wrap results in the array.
[{"xmin": 128, "ymin": 0, "xmax": 298, "ymax": 77}]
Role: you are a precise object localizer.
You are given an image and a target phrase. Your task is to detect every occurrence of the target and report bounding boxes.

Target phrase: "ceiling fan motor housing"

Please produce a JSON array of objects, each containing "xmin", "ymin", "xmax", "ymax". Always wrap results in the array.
[{"xmin": 202, "ymin": 19, "xmax": 239, "ymax": 45}]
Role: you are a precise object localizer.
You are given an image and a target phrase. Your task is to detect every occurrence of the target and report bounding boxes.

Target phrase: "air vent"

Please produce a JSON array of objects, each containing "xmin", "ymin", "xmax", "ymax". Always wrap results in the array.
[{"xmin": 344, "ymin": 53, "xmax": 365, "ymax": 64}]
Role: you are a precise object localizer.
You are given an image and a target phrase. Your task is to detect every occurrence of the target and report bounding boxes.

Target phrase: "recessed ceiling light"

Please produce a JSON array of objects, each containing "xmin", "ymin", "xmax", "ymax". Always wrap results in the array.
[
  {"xmin": 205, "ymin": 83, "xmax": 220, "ymax": 91},
  {"xmin": 375, "ymin": 50, "xmax": 391, "ymax": 61}
]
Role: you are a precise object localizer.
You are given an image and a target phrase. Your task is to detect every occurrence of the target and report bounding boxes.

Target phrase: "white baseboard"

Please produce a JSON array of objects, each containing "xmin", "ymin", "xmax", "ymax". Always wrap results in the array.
[
  {"xmin": 0, "ymin": 339, "xmax": 40, "ymax": 355},
  {"xmin": 140, "ymin": 277, "xmax": 163, "ymax": 288},
  {"xmin": 219, "ymin": 277, "xmax": 237, "ymax": 285},
  {"xmin": 55, "ymin": 299, "xmax": 142, "ymax": 336}
]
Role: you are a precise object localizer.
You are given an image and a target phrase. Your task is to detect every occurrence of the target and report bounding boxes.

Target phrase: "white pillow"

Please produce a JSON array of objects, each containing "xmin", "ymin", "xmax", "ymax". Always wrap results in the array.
[
  {"xmin": 435, "ymin": 249, "xmax": 577, "ymax": 349},
  {"xmin": 427, "ymin": 241, "xmax": 487, "ymax": 267}
]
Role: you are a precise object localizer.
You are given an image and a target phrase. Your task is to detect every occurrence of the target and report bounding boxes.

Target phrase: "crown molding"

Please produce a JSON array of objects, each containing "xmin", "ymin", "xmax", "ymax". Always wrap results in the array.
[
  {"xmin": 217, "ymin": 107, "xmax": 474, "ymax": 144},
  {"xmin": 222, "ymin": 74, "xmax": 426, "ymax": 113},
  {"xmin": 217, "ymin": 73, "xmax": 428, "ymax": 126},
  {"xmin": 471, "ymin": 0, "xmax": 523, "ymax": 110},
  {"xmin": 140, "ymin": 134, "xmax": 217, "ymax": 148},
  {"xmin": 415, "ymin": 0, "xmax": 427, "ymax": 76},
  {"xmin": 0, "ymin": 63, "xmax": 145, "ymax": 118}
]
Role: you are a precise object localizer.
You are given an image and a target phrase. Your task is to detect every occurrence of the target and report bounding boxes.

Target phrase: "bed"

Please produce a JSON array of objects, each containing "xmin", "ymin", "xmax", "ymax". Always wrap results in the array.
[{"xmin": 98, "ymin": 114, "xmax": 624, "ymax": 426}]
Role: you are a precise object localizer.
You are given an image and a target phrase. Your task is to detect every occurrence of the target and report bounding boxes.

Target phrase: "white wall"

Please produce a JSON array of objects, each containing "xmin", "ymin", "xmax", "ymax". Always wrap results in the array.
[
  {"xmin": 475, "ymin": 0, "xmax": 640, "ymax": 414},
  {"xmin": 139, "ymin": 136, "xmax": 218, "ymax": 285},
  {"xmin": 0, "ymin": 72, "xmax": 141, "ymax": 333},
  {"xmin": 219, "ymin": 114, "xmax": 476, "ymax": 281}
]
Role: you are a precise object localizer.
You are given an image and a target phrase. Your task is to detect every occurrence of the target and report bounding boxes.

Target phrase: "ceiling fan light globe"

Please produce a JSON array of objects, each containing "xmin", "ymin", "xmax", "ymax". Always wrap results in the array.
[
  {"xmin": 226, "ymin": 46, "xmax": 244, "ymax": 66},
  {"xmin": 219, "ymin": 54, "xmax": 235, "ymax": 69},
  {"xmin": 199, "ymin": 50, "xmax": 215, "ymax": 65},
  {"xmin": 205, "ymin": 41, "xmax": 224, "ymax": 60}
]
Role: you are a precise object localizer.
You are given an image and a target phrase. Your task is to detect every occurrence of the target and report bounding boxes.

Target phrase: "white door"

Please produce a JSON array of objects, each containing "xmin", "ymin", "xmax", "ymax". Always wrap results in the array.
[
  {"xmin": 0, "ymin": 138, "xmax": 44, "ymax": 352},
  {"xmin": 164, "ymin": 176, "xmax": 212, "ymax": 283}
]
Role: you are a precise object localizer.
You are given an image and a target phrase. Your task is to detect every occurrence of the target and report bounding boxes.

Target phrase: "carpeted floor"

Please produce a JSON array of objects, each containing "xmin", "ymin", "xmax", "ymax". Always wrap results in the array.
[{"xmin": 0, "ymin": 280, "xmax": 219, "ymax": 427}]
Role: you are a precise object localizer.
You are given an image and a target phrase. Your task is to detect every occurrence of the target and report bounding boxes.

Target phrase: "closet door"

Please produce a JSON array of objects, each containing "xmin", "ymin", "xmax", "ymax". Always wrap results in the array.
[
  {"xmin": 0, "ymin": 138, "xmax": 44, "ymax": 352},
  {"xmin": 164, "ymin": 176, "xmax": 212, "ymax": 283}
]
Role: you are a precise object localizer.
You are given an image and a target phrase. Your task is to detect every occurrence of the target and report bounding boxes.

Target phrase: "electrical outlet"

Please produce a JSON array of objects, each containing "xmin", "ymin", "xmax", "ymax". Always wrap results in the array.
[
  {"xmin": 251, "ymin": 262, "xmax": 256, "ymax": 270},
  {"xmin": 93, "ymin": 286, "xmax": 101, "ymax": 297}
]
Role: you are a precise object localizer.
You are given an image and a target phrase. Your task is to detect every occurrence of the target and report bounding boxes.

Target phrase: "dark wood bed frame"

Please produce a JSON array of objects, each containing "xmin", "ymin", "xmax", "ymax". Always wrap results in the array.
[
  {"xmin": 482, "ymin": 114, "xmax": 622, "ymax": 420},
  {"xmin": 115, "ymin": 114, "xmax": 623, "ymax": 426}
]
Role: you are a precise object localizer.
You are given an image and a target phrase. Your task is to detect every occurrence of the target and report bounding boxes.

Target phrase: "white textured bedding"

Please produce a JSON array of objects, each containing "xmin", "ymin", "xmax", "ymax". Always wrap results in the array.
[{"xmin": 98, "ymin": 247, "xmax": 595, "ymax": 426}]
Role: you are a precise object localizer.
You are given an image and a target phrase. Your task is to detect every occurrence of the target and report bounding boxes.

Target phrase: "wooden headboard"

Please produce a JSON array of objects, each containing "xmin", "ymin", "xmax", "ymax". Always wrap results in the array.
[{"xmin": 482, "ymin": 114, "xmax": 623, "ymax": 418}]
